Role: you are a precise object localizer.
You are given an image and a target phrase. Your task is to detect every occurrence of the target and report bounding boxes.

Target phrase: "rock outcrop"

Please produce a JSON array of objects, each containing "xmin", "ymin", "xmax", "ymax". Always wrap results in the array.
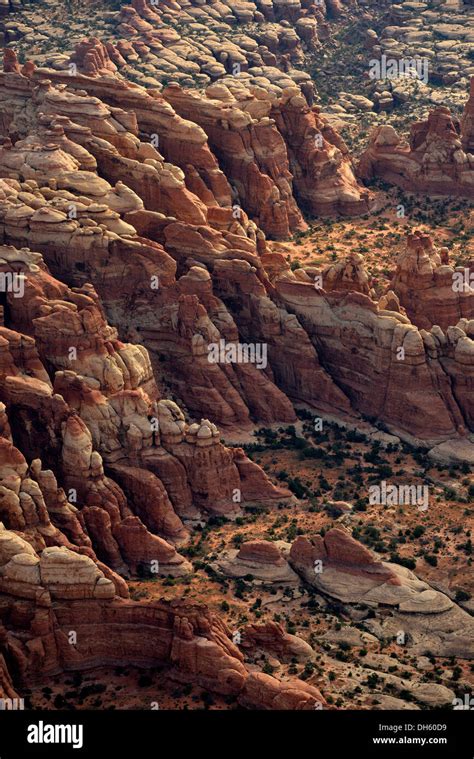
[
  {"xmin": 309, "ymin": 252, "xmax": 372, "ymax": 296},
  {"xmin": 390, "ymin": 232, "xmax": 474, "ymax": 331},
  {"xmin": 290, "ymin": 528, "xmax": 474, "ymax": 658},
  {"xmin": 274, "ymin": 272, "xmax": 474, "ymax": 446},
  {"xmin": 0, "ymin": 522, "xmax": 326, "ymax": 709},
  {"xmin": 241, "ymin": 621, "xmax": 314, "ymax": 662},
  {"xmin": 214, "ymin": 539, "xmax": 299, "ymax": 584},
  {"xmin": 0, "ymin": 56, "xmax": 473, "ymax": 450},
  {"xmin": 359, "ymin": 79, "xmax": 474, "ymax": 197}
]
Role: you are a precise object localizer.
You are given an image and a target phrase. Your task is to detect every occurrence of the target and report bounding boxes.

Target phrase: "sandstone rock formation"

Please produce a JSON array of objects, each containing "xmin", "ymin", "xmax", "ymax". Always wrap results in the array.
[
  {"xmin": 241, "ymin": 621, "xmax": 315, "ymax": 662},
  {"xmin": 307, "ymin": 252, "xmax": 371, "ymax": 296},
  {"xmin": 214, "ymin": 539, "xmax": 299, "ymax": 584},
  {"xmin": 290, "ymin": 528, "xmax": 474, "ymax": 658},
  {"xmin": 0, "ymin": 521, "xmax": 326, "ymax": 709},
  {"xmin": 390, "ymin": 232, "xmax": 474, "ymax": 331},
  {"xmin": 0, "ymin": 243, "xmax": 291, "ymax": 565},
  {"xmin": 0, "ymin": 236, "xmax": 325, "ymax": 708},
  {"xmin": 0, "ymin": 0, "xmax": 472, "ymax": 717},
  {"xmin": 164, "ymin": 80, "xmax": 370, "ymax": 231},
  {"xmin": 0, "ymin": 31, "xmax": 370, "ymax": 240},
  {"xmin": 359, "ymin": 79, "xmax": 474, "ymax": 197},
  {"xmin": 274, "ymin": 270, "xmax": 474, "ymax": 446},
  {"xmin": 0, "ymin": 53, "xmax": 473, "ymax": 452},
  {"xmin": 271, "ymin": 86, "xmax": 371, "ymax": 216}
]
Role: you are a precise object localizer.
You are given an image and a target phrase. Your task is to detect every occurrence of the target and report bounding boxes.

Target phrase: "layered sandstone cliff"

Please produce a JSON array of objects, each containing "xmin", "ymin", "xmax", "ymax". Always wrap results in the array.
[
  {"xmin": 0, "ymin": 54, "xmax": 473, "ymax": 452},
  {"xmin": 390, "ymin": 232, "xmax": 474, "ymax": 331},
  {"xmin": 0, "ymin": 522, "xmax": 326, "ymax": 709}
]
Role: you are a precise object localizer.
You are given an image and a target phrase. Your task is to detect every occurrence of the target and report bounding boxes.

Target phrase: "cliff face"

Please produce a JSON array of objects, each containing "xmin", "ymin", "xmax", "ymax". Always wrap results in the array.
[
  {"xmin": 0, "ymin": 522, "xmax": 326, "ymax": 709},
  {"xmin": 0, "ymin": 242, "xmax": 319, "ymax": 709}
]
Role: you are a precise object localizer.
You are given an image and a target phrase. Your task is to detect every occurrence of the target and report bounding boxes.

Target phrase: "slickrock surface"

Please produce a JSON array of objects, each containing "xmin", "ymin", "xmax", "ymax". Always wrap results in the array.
[
  {"xmin": 290, "ymin": 528, "xmax": 474, "ymax": 657},
  {"xmin": 214, "ymin": 538, "xmax": 299, "ymax": 583}
]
